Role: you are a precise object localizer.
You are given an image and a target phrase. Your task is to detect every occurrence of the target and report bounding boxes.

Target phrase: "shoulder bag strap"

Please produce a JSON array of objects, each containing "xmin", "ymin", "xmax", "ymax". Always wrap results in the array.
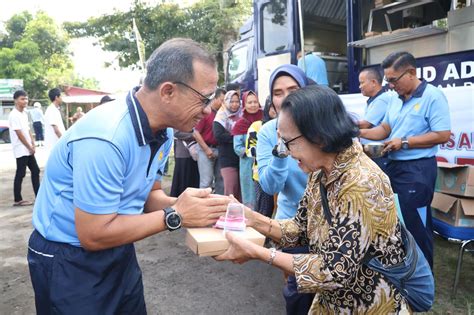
[{"xmin": 318, "ymin": 172, "xmax": 332, "ymax": 226}]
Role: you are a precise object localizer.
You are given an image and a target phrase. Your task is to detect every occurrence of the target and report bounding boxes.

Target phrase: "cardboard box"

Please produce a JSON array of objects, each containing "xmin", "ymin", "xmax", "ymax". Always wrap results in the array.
[
  {"xmin": 436, "ymin": 162, "xmax": 474, "ymax": 197},
  {"xmin": 185, "ymin": 227, "xmax": 265, "ymax": 257},
  {"xmin": 431, "ymin": 192, "xmax": 474, "ymax": 227}
]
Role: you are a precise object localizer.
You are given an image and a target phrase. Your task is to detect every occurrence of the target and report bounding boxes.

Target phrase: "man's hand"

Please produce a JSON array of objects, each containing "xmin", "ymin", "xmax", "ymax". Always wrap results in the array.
[
  {"xmin": 28, "ymin": 146, "xmax": 36, "ymax": 155},
  {"xmin": 174, "ymin": 188, "xmax": 230, "ymax": 227},
  {"xmin": 383, "ymin": 137, "xmax": 402, "ymax": 154},
  {"xmin": 205, "ymin": 148, "xmax": 215, "ymax": 159}
]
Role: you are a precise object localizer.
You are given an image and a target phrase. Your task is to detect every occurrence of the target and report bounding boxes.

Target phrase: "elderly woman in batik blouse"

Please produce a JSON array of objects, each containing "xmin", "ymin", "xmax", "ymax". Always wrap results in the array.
[{"xmin": 216, "ymin": 85, "xmax": 409, "ymax": 314}]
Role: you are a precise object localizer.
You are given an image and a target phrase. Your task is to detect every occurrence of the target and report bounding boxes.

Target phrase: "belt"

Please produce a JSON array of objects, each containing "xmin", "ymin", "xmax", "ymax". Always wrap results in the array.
[{"xmin": 208, "ymin": 144, "xmax": 218, "ymax": 148}]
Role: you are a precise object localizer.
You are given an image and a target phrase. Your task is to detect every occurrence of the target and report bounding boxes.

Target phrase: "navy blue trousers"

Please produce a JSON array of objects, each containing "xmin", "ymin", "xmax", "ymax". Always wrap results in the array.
[
  {"xmin": 385, "ymin": 157, "xmax": 437, "ymax": 269},
  {"xmin": 282, "ymin": 246, "xmax": 315, "ymax": 315},
  {"xmin": 27, "ymin": 230, "xmax": 146, "ymax": 315},
  {"xmin": 33, "ymin": 121, "xmax": 44, "ymax": 141}
]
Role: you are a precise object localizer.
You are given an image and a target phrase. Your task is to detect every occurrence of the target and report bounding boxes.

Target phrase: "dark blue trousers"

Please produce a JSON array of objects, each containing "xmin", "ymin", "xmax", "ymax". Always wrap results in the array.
[
  {"xmin": 385, "ymin": 157, "xmax": 437, "ymax": 269},
  {"xmin": 33, "ymin": 121, "xmax": 44, "ymax": 141},
  {"xmin": 282, "ymin": 246, "xmax": 315, "ymax": 315},
  {"xmin": 27, "ymin": 230, "xmax": 147, "ymax": 315}
]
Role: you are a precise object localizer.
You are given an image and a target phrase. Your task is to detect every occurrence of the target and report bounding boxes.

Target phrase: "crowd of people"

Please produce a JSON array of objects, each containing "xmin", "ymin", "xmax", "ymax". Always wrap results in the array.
[{"xmin": 7, "ymin": 37, "xmax": 451, "ymax": 314}]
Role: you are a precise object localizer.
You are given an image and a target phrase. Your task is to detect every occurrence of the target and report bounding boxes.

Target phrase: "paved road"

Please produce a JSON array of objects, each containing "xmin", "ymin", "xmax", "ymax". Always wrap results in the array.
[{"xmin": 0, "ymin": 143, "xmax": 286, "ymax": 314}]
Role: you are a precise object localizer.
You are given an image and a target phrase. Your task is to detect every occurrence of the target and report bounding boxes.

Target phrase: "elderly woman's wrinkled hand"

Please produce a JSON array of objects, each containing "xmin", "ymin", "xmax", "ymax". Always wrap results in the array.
[{"xmin": 214, "ymin": 232, "xmax": 257, "ymax": 264}]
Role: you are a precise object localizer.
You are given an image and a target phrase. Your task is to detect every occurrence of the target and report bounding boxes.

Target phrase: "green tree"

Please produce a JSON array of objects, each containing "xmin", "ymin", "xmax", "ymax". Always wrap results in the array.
[
  {"xmin": 0, "ymin": 11, "xmax": 98, "ymax": 99},
  {"xmin": 64, "ymin": 0, "xmax": 252, "ymax": 82}
]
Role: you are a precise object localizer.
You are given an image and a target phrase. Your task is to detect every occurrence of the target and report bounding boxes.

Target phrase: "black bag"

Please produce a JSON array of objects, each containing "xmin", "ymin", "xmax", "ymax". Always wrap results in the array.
[{"xmin": 318, "ymin": 175, "xmax": 434, "ymax": 312}]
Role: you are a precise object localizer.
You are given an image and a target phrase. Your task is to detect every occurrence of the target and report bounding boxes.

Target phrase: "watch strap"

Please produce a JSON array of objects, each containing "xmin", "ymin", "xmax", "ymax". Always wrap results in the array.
[{"xmin": 164, "ymin": 207, "xmax": 181, "ymax": 231}]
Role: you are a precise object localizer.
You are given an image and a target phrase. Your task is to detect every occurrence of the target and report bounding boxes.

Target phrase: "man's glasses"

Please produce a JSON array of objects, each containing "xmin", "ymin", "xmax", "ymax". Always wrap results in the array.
[
  {"xmin": 174, "ymin": 81, "xmax": 216, "ymax": 107},
  {"xmin": 281, "ymin": 135, "xmax": 303, "ymax": 152},
  {"xmin": 385, "ymin": 69, "xmax": 413, "ymax": 84}
]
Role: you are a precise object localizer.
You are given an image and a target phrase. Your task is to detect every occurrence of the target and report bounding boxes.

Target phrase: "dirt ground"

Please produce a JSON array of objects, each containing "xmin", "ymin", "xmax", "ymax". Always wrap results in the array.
[
  {"xmin": 0, "ymin": 142, "xmax": 473, "ymax": 314},
  {"xmin": 0, "ymin": 143, "xmax": 285, "ymax": 314}
]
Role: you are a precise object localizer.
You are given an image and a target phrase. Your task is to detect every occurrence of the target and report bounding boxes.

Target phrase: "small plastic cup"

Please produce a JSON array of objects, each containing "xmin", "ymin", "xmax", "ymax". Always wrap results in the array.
[{"xmin": 223, "ymin": 203, "xmax": 246, "ymax": 234}]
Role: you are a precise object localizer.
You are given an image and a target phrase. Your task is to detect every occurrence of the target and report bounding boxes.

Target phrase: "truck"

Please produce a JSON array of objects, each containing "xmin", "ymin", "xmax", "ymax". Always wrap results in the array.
[{"xmin": 225, "ymin": 0, "xmax": 474, "ymax": 165}]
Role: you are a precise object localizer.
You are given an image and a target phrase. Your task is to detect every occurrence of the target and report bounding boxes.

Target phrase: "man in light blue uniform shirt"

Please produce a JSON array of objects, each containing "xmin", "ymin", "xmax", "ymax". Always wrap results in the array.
[
  {"xmin": 357, "ymin": 67, "xmax": 391, "ymax": 171},
  {"xmin": 297, "ymin": 51, "xmax": 329, "ymax": 86},
  {"xmin": 360, "ymin": 52, "xmax": 451, "ymax": 269},
  {"xmin": 27, "ymin": 38, "xmax": 229, "ymax": 314}
]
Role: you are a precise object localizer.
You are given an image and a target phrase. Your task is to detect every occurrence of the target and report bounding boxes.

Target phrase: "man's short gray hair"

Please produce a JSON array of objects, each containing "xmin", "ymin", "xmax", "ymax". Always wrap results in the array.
[{"xmin": 144, "ymin": 38, "xmax": 216, "ymax": 90}]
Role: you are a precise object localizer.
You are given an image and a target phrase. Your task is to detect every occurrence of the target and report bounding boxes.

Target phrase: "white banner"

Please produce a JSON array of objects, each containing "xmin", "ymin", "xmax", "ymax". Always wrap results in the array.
[{"xmin": 340, "ymin": 85, "xmax": 474, "ymax": 165}]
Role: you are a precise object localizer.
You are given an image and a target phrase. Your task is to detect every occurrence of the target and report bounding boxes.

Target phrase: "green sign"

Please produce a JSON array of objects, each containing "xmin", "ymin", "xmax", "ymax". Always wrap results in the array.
[{"xmin": 0, "ymin": 79, "xmax": 24, "ymax": 99}]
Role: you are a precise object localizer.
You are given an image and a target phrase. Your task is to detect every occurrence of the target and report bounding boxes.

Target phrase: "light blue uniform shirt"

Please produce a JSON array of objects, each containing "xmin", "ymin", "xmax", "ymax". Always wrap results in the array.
[
  {"xmin": 360, "ymin": 89, "xmax": 391, "ymax": 145},
  {"xmin": 256, "ymin": 119, "xmax": 307, "ymax": 219},
  {"xmin": 383, "ymin": 81, "xmax": 451, "ymax": 160},
  {"xmin": 32, "ymin": 88, "xmax": 173, "ymax": 246},
  {"xmin": 297, "ymin": 53, "xmax": 329, "ymax": 86}
]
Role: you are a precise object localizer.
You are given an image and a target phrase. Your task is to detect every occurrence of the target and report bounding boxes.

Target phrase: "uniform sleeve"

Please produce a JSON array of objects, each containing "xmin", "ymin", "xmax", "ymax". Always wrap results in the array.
[
  {"xmin": 291, "ymin": 192, "xmax": 372, "ymax": 293},
  {"xmin": 72, "ymin": 138, "xmax": 125, "ymax": 214},
  {"xmin": 364, "ymin": 96, "xmax": 389, "ymax": 127},
  {"xmin": 256, "ymin": 122, "xmax": 289, "ymax": 194},
  {"xmin": 233, "ymin": 134, "xmax": 246, "ymax": 157},
  {"xmin": 428, "ymin": 90, "xmax": 451, "ymax": 132}
]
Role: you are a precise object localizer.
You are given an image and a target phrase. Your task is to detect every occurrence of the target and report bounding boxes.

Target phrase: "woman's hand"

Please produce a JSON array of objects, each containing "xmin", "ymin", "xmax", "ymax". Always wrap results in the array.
[
  {"xmin": 214, "ymin": 232, "xmax": 260, "ymax": 264},
  {"xmin": 228, "ymin": 195, "xmax": 256, "ymax": 228}
]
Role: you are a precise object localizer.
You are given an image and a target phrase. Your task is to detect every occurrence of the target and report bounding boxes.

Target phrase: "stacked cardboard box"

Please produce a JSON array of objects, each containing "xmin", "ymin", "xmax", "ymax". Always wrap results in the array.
[{"xmin": 431, "ymin": 162, "xmax": 474, "ymax": 239}]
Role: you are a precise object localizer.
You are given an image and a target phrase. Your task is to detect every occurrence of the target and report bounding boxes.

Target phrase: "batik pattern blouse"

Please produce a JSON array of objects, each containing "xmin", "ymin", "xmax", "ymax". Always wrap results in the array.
[{"xmin": 278, "ymin": 142, "xmax": 408, "ymax": 314}]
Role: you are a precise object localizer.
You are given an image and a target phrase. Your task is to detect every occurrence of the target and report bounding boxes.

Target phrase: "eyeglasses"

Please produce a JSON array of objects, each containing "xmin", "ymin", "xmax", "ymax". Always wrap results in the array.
[
  {"xmin": 385, "ymin": 69, "xmax": 412, "ymax": 84},
  {"xmin": 174, "ymin": 81, "xmax": 216, "ymax": 107},
  {"xmin": 281, "ymin": 134, "xmax": 303, "ymax": 152}
]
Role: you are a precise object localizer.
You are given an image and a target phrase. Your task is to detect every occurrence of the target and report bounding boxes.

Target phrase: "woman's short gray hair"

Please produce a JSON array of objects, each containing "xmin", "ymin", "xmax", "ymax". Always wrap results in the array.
[{"xmin": 144, "ymin": 38, "xmax": 216, "ymax": 90}]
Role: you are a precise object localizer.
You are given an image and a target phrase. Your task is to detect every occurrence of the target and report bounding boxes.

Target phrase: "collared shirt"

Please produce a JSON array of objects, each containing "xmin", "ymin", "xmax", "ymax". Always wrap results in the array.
[
  {"xmin": 383, "ymin": 80, "xmax": 451, "ymax": 160},
  {"xmin": 278, "ymin": 142, "xmax": 406, "ymax": 313},
  {"xmin": 33, "ymin": 87, "xmax": 173, "ymax": 246},
  {"xmin": 8, "ymin": 108, "xmax": 32, "ymax": 158},
  {"xmin": 360, "ymin": 88, "xmax": 392, "ymax": 145}
]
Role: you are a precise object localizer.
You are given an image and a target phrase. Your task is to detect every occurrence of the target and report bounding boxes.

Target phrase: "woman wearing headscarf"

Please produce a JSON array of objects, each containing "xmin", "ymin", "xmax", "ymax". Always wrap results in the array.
[
  {"xmin": 213, "ymin": 90, "xmax": 242, "ymax": 200},
  {"xmin": 232, "ymin": 91, "xmax": 262, "ymax": 209},
  {"xmin": 255, "ymin": 64, "xmax": 316, "ymax": 314},
  {"xmin": 217, "ymin": 86, "xmax": 410, "ymax": 314}
]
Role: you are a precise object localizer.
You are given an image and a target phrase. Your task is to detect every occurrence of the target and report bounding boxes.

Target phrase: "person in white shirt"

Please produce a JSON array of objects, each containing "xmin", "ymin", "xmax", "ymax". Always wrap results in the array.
[
  {"xmin": 30, "ymin": 102, "xmax": 45, "ymax": 146},
  {"xmin": 8, "ymin": 90, "xmax": 40, "ymax": 206},
  {"xmin": 44, "ymin": 88, "xmax": 65, "ymax": 150}
]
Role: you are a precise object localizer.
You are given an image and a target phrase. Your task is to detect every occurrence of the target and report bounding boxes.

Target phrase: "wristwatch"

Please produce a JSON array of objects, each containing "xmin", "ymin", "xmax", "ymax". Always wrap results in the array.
[
  {"xmin": 163, "ymin": 207, "xmax": 182, "ymax": 231},
  {"xmin": 401, "ymin": 137, "xmax": 409, "ymax": 150}
]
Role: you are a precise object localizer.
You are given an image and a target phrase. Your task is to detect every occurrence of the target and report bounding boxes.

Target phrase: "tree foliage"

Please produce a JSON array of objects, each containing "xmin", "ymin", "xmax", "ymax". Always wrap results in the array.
[
  {"xmin": 0, "ymin": 11, "xmax": 98, "ymax": 99},
  {"xmin": 64, "ymin": 0, "xmax": 252, "ymax": 82}
]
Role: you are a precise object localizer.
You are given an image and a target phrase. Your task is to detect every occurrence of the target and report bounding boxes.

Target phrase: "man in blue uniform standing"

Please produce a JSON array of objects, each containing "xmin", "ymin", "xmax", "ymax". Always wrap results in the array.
[
  {"xmin": 360, "ymin": 51, "xmax": 451, "ymax": 269},
  {"xmin": 27, "ymin": 38, "xmax": 229, "ymax": 314},
  {"xmin": 357, "ymin": 67, "xmax": 391, "ymax": 171}
]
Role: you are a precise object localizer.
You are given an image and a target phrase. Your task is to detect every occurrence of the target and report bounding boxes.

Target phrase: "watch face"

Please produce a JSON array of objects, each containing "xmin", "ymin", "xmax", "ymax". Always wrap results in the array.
[{"xmin": 166, "ymin": 212, "xmax": 181, "ymax": 229}]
